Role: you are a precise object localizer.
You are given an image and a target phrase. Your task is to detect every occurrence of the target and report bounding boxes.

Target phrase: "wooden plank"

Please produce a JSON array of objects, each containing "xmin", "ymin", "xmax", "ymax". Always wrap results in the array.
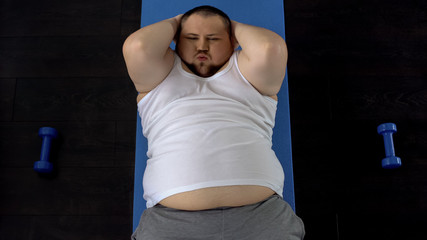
[
  {"xmin": 0, "ymin": 37, "xmax": 128, "ymax": 78},
  {"xmin": 0, "ymin": 0, "xmax": 121, "ymax": 37},
  {"xmin": 325, "ymin": 1, "xmax": 427, "ymax": 78},
  {"xmin": 330, "ymin": 76, "xmax": 427, "ymax": 121},
  {"xmin": 14, "ymin": 77, "xmax": 136, "ymax": 121},
  {"xmin": 0, "ymin": 123, "xmax": 41, "ymax": 167},
  {"xmin": 397, "ymin": 120, "xmax": 427, "ymax": 158},
  {"xmin": 0, "ymin": 168, "xmax": 133, "ymax": 215},
  {"xmin": 0, "ymin": 215, "xmax": 131, "ymax": 240},
  {"xmin": 285, "ymin": 0, "xmax": 427, "ymax": 78},
  {"xmin": 336, "ymin": 169, "xmax": 427, "ymax": 215},
  {"xmin": 115, "ymin": 120, "xmax": 136, "ymax": 167},
  {"xmin": 338, "ymin": 212, "xmax": 426, "ymax": 240},
  {"xmin": 284, "ymin": 1, "xmax": 349, "ymax": 77},
  {"xmin": 291, "ymin": 121, "xmax": 340, "ymax": 239},
  {"xmin": 0, "ymin": 78, "xmax": 16, "ymax": 122},
  {"xmin": 121, "ymin": 0, "xmax": 142, "ymax": 36},
  {"xmin": 288, "ymin": 76, "xmax": 331, "ymax": 122},
  {"xmin": 296, "ymin": 213, "xmax": 339, "ymax": 240},
  {"xmin": 291, "ymin": 121, "xmax": 335, "ymax": 177}
]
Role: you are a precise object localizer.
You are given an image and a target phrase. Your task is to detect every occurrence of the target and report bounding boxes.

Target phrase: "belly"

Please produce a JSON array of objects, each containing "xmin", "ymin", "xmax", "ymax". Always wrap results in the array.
[{"xmin": 158, "ymin": 185, "xmax": 275, "ymax": 211}]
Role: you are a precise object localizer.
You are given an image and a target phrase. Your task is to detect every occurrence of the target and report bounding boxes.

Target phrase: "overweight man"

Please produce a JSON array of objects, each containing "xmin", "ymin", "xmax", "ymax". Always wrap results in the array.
[{"xmin": 123, "ymin": 5, "xmax": 305, "ymax": 240}]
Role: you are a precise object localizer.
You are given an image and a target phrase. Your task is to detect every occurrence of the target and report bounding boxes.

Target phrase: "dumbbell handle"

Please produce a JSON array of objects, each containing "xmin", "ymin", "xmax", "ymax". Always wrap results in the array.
[
  {"xmin": 381, "ymin": 131, "xmax": 395, "ymax": 157},
  {"xmin": 40, "ymin": 136, "xmax": 53, "ymax": 162}
]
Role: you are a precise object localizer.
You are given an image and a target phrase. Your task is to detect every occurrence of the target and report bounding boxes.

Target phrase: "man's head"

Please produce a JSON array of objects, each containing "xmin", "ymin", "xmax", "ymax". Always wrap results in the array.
[{"xmin": 176, "ymin": 6, "xmax": 235, "ymax": 77}]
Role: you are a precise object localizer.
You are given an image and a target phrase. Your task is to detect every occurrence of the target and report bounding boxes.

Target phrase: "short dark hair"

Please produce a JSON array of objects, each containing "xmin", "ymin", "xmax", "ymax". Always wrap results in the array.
[{"xmin": 176, "ymin": 5, "xmax": 232, "ymax": 42}]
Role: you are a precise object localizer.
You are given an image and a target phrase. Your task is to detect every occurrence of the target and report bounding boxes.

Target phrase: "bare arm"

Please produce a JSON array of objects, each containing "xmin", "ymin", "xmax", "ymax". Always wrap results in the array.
[
  {"xmin": 123, "ymin": 15, "xmax": 182, "ymax": 96},
  {"xmin": 232, "ymin": 21, "xmax": 288, "ymax": 98}
]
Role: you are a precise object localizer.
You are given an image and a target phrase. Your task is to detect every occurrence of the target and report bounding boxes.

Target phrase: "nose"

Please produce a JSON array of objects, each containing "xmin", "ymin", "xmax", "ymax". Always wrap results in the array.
[{"xmin": 197, "ymin": 38, "xmax": 209, "ymax": 51}]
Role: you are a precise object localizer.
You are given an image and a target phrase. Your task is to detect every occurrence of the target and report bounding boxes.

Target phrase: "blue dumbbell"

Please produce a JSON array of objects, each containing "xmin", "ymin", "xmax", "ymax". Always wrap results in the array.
[
  {"xmin": 34, "ymin": 127, "xmax": 58, "ymax": 173},
  {"xmin": 377, "ymin": 123, "xmax": 401, "ymax": 169}
]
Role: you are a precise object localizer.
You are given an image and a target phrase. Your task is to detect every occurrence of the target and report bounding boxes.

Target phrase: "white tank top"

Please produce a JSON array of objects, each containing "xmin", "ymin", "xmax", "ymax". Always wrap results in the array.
[{"xmin": 138, "ymin": 50, "xmax": 285, "ymax": 208}]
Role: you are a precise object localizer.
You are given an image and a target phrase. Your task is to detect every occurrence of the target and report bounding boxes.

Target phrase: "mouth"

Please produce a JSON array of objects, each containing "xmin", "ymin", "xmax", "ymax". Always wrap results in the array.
[{"xmin": 196, "ymin": 54, "xmax": 208, "ymax": 62}]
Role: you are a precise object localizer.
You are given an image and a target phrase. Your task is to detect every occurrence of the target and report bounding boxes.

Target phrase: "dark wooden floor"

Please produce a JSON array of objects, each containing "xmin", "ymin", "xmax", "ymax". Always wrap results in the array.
[
  {"xmin": 0, "ymin": 0, "xmax": 140, "ymax": 239},
  {"xmin": 1, "ymin": 0, "xmax": 426, "ymax": 239},
  {"xmin": 285, "ymin": 0, "xmax": 427, "ymax": 239}
]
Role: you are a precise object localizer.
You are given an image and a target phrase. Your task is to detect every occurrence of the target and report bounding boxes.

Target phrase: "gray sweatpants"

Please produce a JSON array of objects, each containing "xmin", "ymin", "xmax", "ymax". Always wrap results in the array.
[{"xmin": 132, "ymin": 194, "xmax": 305, "ymax": 240}]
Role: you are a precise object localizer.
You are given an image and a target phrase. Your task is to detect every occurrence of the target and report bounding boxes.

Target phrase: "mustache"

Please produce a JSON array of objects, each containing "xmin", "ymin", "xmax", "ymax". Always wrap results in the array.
[{"xmin": 196, "ymin": 50, "xmax": 209, "ymax": 56}]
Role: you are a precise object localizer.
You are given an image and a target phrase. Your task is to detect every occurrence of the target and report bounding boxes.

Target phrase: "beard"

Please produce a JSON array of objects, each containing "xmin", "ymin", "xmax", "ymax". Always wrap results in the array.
[{"xmin": 181, "ymin": 59, "xmax": 224, "ymax": 78}]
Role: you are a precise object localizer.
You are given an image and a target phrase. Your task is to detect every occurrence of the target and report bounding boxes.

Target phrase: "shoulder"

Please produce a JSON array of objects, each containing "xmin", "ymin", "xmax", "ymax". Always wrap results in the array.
[
  {"xmin": 237, "ymin": 38, "xmax": 287, "ymax": 98},
  {"xmin": 123, "ymin": 42, "xmax": 175, "ymax": 96}
]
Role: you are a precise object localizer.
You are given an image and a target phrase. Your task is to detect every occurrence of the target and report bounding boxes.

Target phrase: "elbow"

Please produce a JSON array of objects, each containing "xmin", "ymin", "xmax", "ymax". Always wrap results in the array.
[
  {"xmin": 123, "ymin": 35, "xmax": 145, "ymax": 57},
  {"xmin": 123, "ymin": 33, "xmax": 156, "ymax": 60},
  {"xmin": 265, "ymin": 37, "xmax": 288, "ymax": 73},
  {"xmin": 262, "ymin": 37, "xmax": 288, "ymax": 63},
  {"xmin": 256, "ymin": 39, "xmax": 288, "ymax": 76},
  {"xmin": 260, "ymin": 39, "xmax": 288, "ymax": 96},
  {"xmin": 250, "ymin": 36, "xmax": 287, "ymax": 73}
]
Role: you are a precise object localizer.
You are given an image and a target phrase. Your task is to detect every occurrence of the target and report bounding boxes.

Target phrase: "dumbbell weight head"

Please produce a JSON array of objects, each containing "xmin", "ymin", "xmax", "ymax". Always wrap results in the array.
[
  {"xmin": 34, "ymin": 160, "xmax": 53, "ymax": 173},
  {"xmin": 382, "ymin": 156, "xmax": 402, "ymax": 169},
  {"xmin": 377, "ymin": 123, "xmax": 397, "ymax": 135},
  {"xmin": 38, "ymin": 127, "xmax": 58, "ymax": 138}
]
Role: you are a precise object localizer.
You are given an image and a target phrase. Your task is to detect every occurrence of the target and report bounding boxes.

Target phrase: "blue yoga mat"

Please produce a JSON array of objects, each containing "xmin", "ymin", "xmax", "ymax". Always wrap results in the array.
[{"xmin": 133, "ymin": 0, "xmax": 294, "ymax": 231}]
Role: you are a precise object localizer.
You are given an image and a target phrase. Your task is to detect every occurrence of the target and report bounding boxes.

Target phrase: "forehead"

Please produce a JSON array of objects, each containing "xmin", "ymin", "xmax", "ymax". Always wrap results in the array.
[{"xmin": 181, "ymin": 14, "xmax": 228, "ymax": 34}]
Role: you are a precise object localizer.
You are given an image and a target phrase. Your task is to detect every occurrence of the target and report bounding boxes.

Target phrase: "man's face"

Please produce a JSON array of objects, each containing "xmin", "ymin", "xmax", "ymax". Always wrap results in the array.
[{"xmin": 177, "ymin": 14, "xmax": 234, "ymax": 77}]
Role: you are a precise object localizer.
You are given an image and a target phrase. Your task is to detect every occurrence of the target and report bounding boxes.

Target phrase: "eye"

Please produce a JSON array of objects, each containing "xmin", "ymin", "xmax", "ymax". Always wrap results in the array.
[
  {"xmin": 185, "ymin": 37, "xmax": 198, "ymax": 40},
  {"xmin": 208, "ymin": 38, "xmax": 220, "ymax": 41}
]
